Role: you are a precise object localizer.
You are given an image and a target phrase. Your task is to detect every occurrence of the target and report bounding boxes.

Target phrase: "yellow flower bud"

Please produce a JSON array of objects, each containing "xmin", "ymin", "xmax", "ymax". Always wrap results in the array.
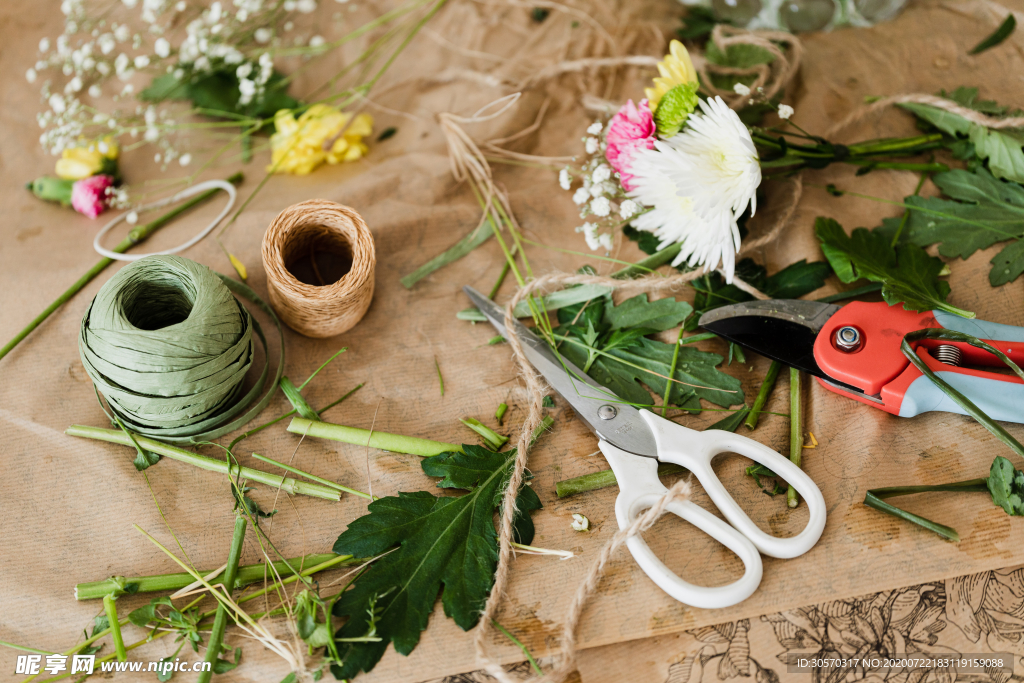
[
  {"xmin": 645, "ymin": 40, "xmax": 699, "ymax": 112},
  {"xmin": 268, "ymin": 106, "xmax": 373, "ymax": 175}
]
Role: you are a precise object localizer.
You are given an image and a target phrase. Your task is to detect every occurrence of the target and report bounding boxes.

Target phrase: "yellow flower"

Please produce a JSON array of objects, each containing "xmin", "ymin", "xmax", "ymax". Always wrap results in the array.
[
  {"xmin": 268, "ymin": 104, "xmax": 373, "ymax": 175},
  {"xmin": 645, "ymin": 40, "xmax": 698, "ymax": 113},
  {"xmin": 55, "ymin": 137, "xmax": 120, "ymax": 180}
]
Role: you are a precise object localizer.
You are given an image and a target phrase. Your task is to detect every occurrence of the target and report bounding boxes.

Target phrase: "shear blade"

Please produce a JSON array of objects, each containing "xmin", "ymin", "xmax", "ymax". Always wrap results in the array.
[{"xmin": 698, "ymin": 300, "xmax": 840, "ymax": 380}]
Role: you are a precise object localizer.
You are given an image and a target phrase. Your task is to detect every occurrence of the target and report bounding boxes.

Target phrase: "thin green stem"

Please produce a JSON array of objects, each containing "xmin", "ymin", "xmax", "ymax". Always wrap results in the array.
[
  {"xmin": 787, "ymin": 368, "xmax": 802, "ymax": 509},
  {"xmin": 249, "ymin": 452, "xmax": 371, "ymax": 499},
  {"xmin": 197, "ymin": 514, "xmax": 246, "ymax": 683},
  {"xmin": 678, "ymin": 332, "xmax": 717, "ymax": 346},
  {"xmin": 662, "ymin": 326, "xmax": 686, "ymax": 416},
  {"xmin": 228, "ymin": 383, "xmax": 364, "ymax": 451},
  {"xmin": 66, "ymin": 425, "xmax": 341, "ymax": 501},
  {"xmin": 891, "ymin": 171, "xmax": 930, "ymax": 248},
  {"xmin": 103, "ymin": 594, "xmax": 127, "ymax": 662},
  {"xmin": 0, "ymin": 172, "xmax": 243, "ymax": 362},
  {"xmin": 745, "ymin": 361, "xmax": 781, "ymax": 430},
  {"xmin": 492, "ymin": 620, "xmax": 543, "ymax": 675}
]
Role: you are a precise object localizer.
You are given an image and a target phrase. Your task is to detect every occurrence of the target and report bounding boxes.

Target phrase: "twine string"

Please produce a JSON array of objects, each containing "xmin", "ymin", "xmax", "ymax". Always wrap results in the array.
[
  {"xmin": 261, "ymin": 200, "xmax": 376, "ymax": 339},
  {"xmin": 826, "ymin": 92, "xmax": 1024, "ymax": 139},
  {"xmin": 79, "ymin": 254, "xmax": 285, "ymax": 444}
]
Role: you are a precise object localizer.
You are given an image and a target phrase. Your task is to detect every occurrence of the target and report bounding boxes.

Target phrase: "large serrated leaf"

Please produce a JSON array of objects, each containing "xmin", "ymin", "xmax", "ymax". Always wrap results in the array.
[
  {"xmin": 330, "ymin": 445, "xmax": 538, "ymax": 679},
  {"xmin": 897, "ymin": 168, "xmax": 1024, "ymax": 285},
  {"xmin": 815, "ymin": 217, "xmax": 971, "ymax": 317}
]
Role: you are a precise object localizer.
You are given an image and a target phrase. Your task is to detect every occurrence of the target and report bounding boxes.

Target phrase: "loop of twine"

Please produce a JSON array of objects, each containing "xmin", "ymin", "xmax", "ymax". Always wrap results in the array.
[
  {"xmin": 827, "ymin": 93, "xmax": 1024, "ymax": 139},
  {"xmin": 261, "ymin": 199, "xmax": 376, "ymax": 339},
  {"xmin": 697, "ymin": 25, "xmax": 803, "ymax": 111}
]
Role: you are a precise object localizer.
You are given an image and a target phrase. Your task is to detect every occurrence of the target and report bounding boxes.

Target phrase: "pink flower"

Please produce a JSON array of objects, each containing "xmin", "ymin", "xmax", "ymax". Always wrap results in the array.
[
  {"xmin": 605, "ymin": 99, "xmax": 656, "ymax": 191},
  {"xmin": 71, "ymin": 174, "xmax": 113, "ymax": 219}
]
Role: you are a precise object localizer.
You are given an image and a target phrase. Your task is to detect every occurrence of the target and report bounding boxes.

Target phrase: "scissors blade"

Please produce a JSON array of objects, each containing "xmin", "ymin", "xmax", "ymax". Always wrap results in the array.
[{"xmin": 463, "ymin": 286, "xmax": 659, "ymax": 459}]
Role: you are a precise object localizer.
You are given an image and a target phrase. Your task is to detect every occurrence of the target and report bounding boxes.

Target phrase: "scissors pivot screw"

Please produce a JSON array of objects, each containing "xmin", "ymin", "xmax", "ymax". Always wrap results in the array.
[
  {"xmin": 835, "ymin": 326, "xmax": 862, "ymax": 352},
  {"xmin": 597, "ymin": 405, "xmax": 618, "ymax": 420}
]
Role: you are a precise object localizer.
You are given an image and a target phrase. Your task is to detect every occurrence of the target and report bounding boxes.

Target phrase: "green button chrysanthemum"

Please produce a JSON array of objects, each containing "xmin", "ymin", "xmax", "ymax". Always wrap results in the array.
[{"xmin": 654, "ymin": 81, "xmax": 700, "ymax": 138}]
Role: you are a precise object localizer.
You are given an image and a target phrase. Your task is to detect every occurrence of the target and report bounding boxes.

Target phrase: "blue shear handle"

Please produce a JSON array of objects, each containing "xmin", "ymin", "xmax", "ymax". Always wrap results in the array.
[
  {"xmin": 899, "ymin": 370, "xmax": 1024, "ymax": 422},
  {"xmin": 934, "ymin": 311, "xmax": 1024, "ymax": 342}
]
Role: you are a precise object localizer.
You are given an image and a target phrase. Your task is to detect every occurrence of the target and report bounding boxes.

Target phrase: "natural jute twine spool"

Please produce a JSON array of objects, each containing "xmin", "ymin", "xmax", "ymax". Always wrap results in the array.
[{"xmin": 262, "ymin": 199, "xmax": 376, "ymax": 338}]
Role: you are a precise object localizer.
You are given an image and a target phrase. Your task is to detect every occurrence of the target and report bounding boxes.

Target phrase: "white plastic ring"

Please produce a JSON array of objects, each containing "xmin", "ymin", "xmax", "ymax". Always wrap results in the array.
[{"xmin": 93, "ymin": 179, "xmax": 237, "ymax": 261}]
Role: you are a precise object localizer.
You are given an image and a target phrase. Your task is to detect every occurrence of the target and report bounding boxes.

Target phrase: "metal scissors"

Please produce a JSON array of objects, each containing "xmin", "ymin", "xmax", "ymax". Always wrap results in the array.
[
  {"xmin": 700, "ymin": 300, "xmax": 1024, "ymax": 424},
  {"xmin": 464, "ymin": 287, "xmax": 827, "ymax": 609}
]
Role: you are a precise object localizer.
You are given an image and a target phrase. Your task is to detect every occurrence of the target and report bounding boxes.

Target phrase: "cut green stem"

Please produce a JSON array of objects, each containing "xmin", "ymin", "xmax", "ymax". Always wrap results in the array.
[
  {"xmin": 103, "ymin": 594, "xmax": 127, "ymax": 662},
  {"xmin": 745, "ymin": 361, "xmax": 781, "ymax": 430},
  {"xmin": 197, "ymin": 514, "xmax": 246, "ymax": 683},
  {"xmin": 289, "ymin": 417, "xmax": 460, "ymax": 457},
  {"xmin": 864, "ymin": 480, "xmax": 988, "ymax": 542},
  {"xmin": 462, "ymin": 417, "xmax": 508, "ymax": 450},
  {"xmin": 556, "ymin": 463, "xmax": 687, "ymax": 498},
  {"xmin": 0, "ymin": 172, "xmax": 243, "ymax": 363},
  {"xmin": 787, "ymin": 368, "xmax": 802, "ymax": 509},
  {"xmin": 66, "ymin": 425, "xmax": 341, "ymax": 501},
  {"xmin": 249, "ymin": 452, "xmax": 371, "ymax": 499},
  {"xmin": 75, "ymin": 553, "xmax": 351, "ymax": 600},
  {"xmin": 495, "ymin": 402, "xmax": 508, "ymax": 425}
]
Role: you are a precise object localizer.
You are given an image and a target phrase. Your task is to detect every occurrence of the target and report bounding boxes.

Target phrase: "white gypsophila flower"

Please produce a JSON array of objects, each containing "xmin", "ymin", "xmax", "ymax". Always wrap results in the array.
[
  {"xmin": 236, "ymin": 62, "xmax": 253, "ymax": 79},
  {"xmin": 26, "ymin": 69, "xmax": 37, "ymax": 83},
  {"xmin": 88, "ymin": 84, "xmax": 101, "ymax": 97},
  {"xmin": 619, "ymin": 199, "xmax": 638, "ymax": 219},
  {"xmin": 559, "ymin": 168, "xmax": 571, "ymax": 190},
  {"xmin": 255, "ymin": 27, "xmax": 273, "ymax": 43},
  {"xmin": 627, "ymin": 96, "xmax": 760, "ymax": 283},
  {"xmin": 582, "ymin": 223, "xmax": 602, "ymax": 251},
  {"xmin": 154, "ymin": 37, "xmax": 170, "ymax": 58},
  {"xmin": 586, "ymin": 121, "xmax": 602, "ymax": 135},
  {"xmin": 733, "ymin": 82, "xmax": 751, "ymax": 97},
  {"xmin": 114, "ymin": 24, "xmax": 130, "ymax": 42},
  {"xmin": 778, "ymin": 104, "xmax": 794, "ymax": 120},
  {"xmin": 179, "ymin": 153, "xmax": 191, "ymax": 166},
  {"xmin": 599, "ymin": 233, "xmax": 613, "ymax": 250},
  {"xmin": 571, "ymin": 514, "xmax": 589, "ymax": 532},
  {"xmin": 39, "ymin": 37, "xmax": 50, "ymax": 52},
  {"xmin": 126, "ymin": 211, "xmax": 139, "ymax": 224},
  {"xmin": 592, "ymin": 164, "xmax": 611, "ymax": 184},
  {"xmin": 590, "ymin": 196, "xmax": 611, "ymax": 217},
  {"xmin": 584, "ymin": 137, "xmax": 598, "ymax": 154},
  {"xmin": 134, "ymin": 55, "xmax": 150, "ymax": 69},
  {"xmin": 309, "ymin": 35, "xmax": 325, "ymax": 47},
  {"xmin": 296, "ymin": 0, "xmax": 317, "ymax": 12},
  {"xmin": 572, "ymin": 187, "xmax": 589, "ymax": 206}
]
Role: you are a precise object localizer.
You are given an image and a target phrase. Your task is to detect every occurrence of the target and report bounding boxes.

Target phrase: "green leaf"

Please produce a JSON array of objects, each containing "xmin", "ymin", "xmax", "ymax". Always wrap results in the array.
[
  {"xmin": 707, "ymin": 407, "xmax": 750, "ymax": 432},
  {"xmin": 541, "ymin": 395, "xmax": 555, "ymax": 408},
  {"xmin": 623, "ymin": 225, "xmax": 663, "ymax": 256},
  {"xmin": 896, "ymin": 168, "xmax": 1024, "ymax": 285},
  {"xmin": 677, "ymin": 6, "xmax": 720, "ymax": 41},
  {"xmin": 969, "ymin": 126, "xmax": 1024, "ymax": 183},
  {"xmin": 900, "ymin": 96, "xmax": 1024, "ymax": 183},
  {"xmin": 602, "ymin": 293, "xmax": 692, "ymax": 332},
  {"xmin": 140, "ymin": 74, "xmax": 191, "ymax": 101},
  {"xmin": 330, "ymin": 445, "xmax": 539, "ymax": 678},
  {"xmin": 987, "ymin": 456, "xmax": 1024, "ymax": 515},
  {"xmin": 559, "ymin": 336, "xmax": 743, "ymax": 409},
  {"xmin": 212, "ymin": 647, "xmax": 242, "ymax": 674},
  {"xmin": 969, "ymin": 14, "xmax": 1016, "ymax": 55},
  {"xmin": 705, "ymin": 40, "xmax": 775, "ymax": 69},
  {"xmin": 814, "ymin": 217, "xmax": 971, "ymax": 317}
]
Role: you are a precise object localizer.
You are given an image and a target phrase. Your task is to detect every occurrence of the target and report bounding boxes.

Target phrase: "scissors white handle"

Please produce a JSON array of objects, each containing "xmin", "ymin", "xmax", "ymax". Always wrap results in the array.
[{"xmin": 598, "ymin": 410, "xmax": 826, "ymax": 609}]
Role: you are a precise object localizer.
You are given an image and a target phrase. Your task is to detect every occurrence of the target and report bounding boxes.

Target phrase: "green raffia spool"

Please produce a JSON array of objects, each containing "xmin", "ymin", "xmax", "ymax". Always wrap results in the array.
[{"xmin": 79, "ymin": 254, "xmax": 284, "ymax": 443}]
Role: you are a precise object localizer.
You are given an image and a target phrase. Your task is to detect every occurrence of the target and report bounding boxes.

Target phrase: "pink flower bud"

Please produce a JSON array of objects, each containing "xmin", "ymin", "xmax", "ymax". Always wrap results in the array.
[
  {"xmin": 605, "ymin": 99, "xmax": 656, "ymax": 191},
  {"xmin": 71, "ymin": 174, "xmax": 114, "ymax": 219}
]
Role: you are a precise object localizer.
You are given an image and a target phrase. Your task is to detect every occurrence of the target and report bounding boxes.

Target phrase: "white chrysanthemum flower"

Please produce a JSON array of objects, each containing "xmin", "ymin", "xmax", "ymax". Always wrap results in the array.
[
  {"xmin": 778, "ymin": 104, "xmax": 794, "ymax": 120},
  {"xmin": 559, "ymin": 168, "xmax": 571, "ymax": 190},
  {"xmin": 627, "ymin": 96, "xmax": 760, "ymax": 283},
  {"xmin": 733, "ymin": 82, "xmax": 751, "ymax": 96}
]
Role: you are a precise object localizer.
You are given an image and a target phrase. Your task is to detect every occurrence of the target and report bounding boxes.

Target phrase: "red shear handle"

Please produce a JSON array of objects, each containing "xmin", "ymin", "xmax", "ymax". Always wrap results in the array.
[{"xmin": 814, "ymin": 302, "xmax": 1024, "ymax": 396}]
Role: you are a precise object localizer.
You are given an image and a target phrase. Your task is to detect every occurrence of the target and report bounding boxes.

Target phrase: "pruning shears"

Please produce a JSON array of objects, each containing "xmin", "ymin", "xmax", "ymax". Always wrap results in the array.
[
  {"xmin": 464, "ymin": 286, "xmax": 826, "ymax": 610},
  {"xmin": 700, "ymin": 300, "xmax": 1024, "ymax": 424}
]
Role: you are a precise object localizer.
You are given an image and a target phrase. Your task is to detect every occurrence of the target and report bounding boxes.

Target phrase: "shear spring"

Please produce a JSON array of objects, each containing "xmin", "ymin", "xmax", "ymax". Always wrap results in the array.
[{"xmin": 933, "ymin": 344, "xmax": 963, "ymax": 367}]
